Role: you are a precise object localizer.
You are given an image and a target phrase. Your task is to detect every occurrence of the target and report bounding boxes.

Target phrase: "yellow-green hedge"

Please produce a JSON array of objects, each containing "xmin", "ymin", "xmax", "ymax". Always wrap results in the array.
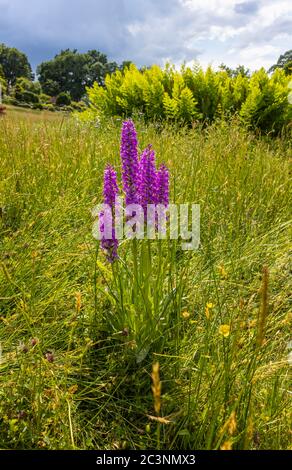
[{"xmin": 80, "ymin": 64, "xmax": 291, "ymax": 134}]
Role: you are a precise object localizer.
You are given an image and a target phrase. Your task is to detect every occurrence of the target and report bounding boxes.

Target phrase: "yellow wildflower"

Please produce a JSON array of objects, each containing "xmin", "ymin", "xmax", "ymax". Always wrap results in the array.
[
  {"xmin": 68, "ymin": 384, "xmax": 78, "ymax": 395},
  {"xmin": 221, "ymin": 440, "xmax": 232, "ymax": 450},
  {"xmin": 205, "ymin": 302, "xmax": 214, "ymax": 319},
  {"xmin": 181, "ymin": 311, "xmax": 191, "ymax": 319},
  {"xmin": 218, "ymin": 265, "xmax": 228, "ymax": 279},
  {"xmin": 219, "ymin": 324, "xmax": 231, "ymax": 337}
]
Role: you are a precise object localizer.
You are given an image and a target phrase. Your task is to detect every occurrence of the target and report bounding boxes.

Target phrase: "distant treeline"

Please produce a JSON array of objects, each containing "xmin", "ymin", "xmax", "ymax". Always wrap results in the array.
[{"xmin": 0, "ymin": 43, "xmax": 132, "ymax": 110}]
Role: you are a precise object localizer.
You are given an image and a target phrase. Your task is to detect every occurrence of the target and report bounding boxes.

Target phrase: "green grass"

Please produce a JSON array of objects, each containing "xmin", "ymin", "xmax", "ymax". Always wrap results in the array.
[
  {"xmin": 0, "ymin": 111, "xmax": 291, "ymax": 450},
  {"xmin": 2, "ymin": 104, "xmax": 64, "ymax": 122}
]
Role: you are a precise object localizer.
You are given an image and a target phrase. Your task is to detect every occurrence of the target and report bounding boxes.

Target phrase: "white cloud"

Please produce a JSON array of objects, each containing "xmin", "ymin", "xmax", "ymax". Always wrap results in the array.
[
  {"xmin": 240, "ymin": 44, "xmax": 280, "ymax": 58},
  {"xmin": 178, "ymin": 0, "xmax": 292, "ymax": 70},
  {"xmin": 127, "ymin": 23, "xmax": 144, "ymax": 37},
  {"xmin": 0, "ymin": 0, "xmax": 291, "ymax": 71},
  {"xmin": 208, "ymin": 25, "xmax": 245, "ymax": 41},
  {"xmin": 181, "ymin": 0, "xmax": 239, "ymax": 17},
  {"xmin": 237, "ymin": 44, "xmax": 282, "ymax": 69}
]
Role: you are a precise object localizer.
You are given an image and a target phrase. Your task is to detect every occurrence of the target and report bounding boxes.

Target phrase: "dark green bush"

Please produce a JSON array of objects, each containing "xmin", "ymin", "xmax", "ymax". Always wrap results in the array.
[
  {"xmin": 15, "ymin": 89, "xmax": 40, "ymax": 104},
  {"xmin": 14, "ymin": 77, "xmax": 41, "ymax": 95},
  {"xmin": 56, "ymin": 92, "xmax": 71, "ymax": 106},
  {"xmin": 13, "ymin": 77, "xmax": 42, "ymax": 105},
  {"xmin": 41, "ymin": 79, "xmax": 60, "ymax": 96},
  {"xmin": 32, "ymin": 102, "xmax": 43, "ymax": 110},
  {"xmin": 0, "ymin": 75, "xmax": 7, "ymax": 96}
]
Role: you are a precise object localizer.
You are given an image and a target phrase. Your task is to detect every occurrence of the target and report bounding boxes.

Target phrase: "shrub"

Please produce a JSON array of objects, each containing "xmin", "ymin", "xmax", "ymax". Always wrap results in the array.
[
  {"xmin": 56, "ymin": 92, "xmax": 71, "ymax": 106},
  {"xmin": 14, "ymin": 77, "xmax": 41, "ymax": 95},
  {"xmin": 61, "ymin": 105, "xmax": 73, "ymax": 112},
  {"xmin": 13, "ymin": 77, "xmax": 43, "ymax": 105},
  {"xmin": 15, "ymin": 89, "xmax": 40, "ymax": 104},
  {"xmin": 81, "ymin": 64, "xmax": 291, "ymax": 133},
  {"xmin": 13, "ymin": 101, "xmax": 32, "ymax": 109},
  {"xmin": 39, "ymin": 93, "xmax": 52, "ymax": 104},
  {"xmin": 240, "ymin": 69, "xmax": 291, "ymax": 134},
  {"xmin": 3, "ymin": 95, "xmax": 14, "ymax": 105},
  {"xmin": 71, "ymin": 100, "xmax": 86, "ymax": 111},
  {"xmin": 43, "ymin": 103, "xmax": 55, "ymax": 112},
  {"xmin": 32, "ymin": 102, "xmax": 43, "ymax": 110},
  {"xmin": 3, "ymin": 96, "xmax": 17, "ymax": 105},
  {"xmin": 0, "ymin": 74, "xmax": 7, "ymax": 97}
]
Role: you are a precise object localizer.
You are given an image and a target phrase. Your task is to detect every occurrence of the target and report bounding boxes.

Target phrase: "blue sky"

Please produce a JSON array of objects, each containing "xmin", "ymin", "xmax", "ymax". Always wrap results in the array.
[{"xmin": 0, "ymin": 0, "xmax": 291, "ymax": 71}]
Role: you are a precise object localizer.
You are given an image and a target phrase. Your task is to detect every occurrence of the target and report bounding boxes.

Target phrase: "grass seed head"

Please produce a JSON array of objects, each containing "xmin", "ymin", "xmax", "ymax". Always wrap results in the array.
[{"xmin": 151, "ymin": 362, "xmax": 161, "ymax": 415}]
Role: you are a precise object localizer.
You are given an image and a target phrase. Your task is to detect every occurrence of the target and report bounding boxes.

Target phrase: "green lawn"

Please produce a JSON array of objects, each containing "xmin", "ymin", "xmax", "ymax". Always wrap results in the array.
[
  {"xmin": 0, "ymin": 110, "xmax": 291, "ymax": 449},
  {"xmin": 1, "ymin": 104, "xmax": 65, "ymax": 122}
]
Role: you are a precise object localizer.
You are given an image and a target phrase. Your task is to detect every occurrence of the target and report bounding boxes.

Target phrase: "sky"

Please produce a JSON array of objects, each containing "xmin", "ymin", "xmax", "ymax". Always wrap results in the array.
[{"xmin": 0, "ymin": 0, "xmax": 291, "ymax": 71}]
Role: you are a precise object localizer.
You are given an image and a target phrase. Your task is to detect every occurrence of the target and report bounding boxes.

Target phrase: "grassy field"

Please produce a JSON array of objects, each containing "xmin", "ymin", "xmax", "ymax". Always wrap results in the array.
[
  {"xmin": 0, "ymin": 108, "xmax": 291, "ymax": 450},
  {"xmin": 1, "ymin": 105, "xmax": 65, "ymax": 122}
]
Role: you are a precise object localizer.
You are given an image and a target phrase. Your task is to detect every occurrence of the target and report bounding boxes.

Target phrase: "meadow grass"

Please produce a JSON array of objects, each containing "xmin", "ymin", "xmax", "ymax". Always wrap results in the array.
[{"xmin": 0, "ymin": 109, "xmax": 291, "ymax": 450}]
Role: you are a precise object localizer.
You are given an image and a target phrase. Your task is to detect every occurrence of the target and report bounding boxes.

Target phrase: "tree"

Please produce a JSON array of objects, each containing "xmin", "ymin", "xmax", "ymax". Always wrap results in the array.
[
  {"xmin": 0, "ymin": 44, "xmax": 33, "ymax": 86},
  {"xmin": 219, "ymin": 64, "xmax": 250, "ymax": 78},
  {"xmin": 41, "ymin": 79, "xmax": 60, "ymax": 96},
  {"xmin": 119, "ymin": 61, "xmax": 134, "ymax": 72},
  {"xmin": 85, "ymin": 50, "xmax": 118, "ymax": 86},
  {"xmin": 37, "ymin": 49, "xmax": 119, "ymax": 101},
  {"xmin": 269, "ymin": 50, "xmax": 292, "ymax": 75}
]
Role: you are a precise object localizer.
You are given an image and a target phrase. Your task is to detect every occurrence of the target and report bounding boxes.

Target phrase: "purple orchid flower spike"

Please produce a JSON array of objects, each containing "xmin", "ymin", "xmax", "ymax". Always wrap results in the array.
[
  {"xmin": 120, "ymin": 120, "xmax": 139, "ymax": 205},
  {"xmin": 138, "ymin": 145, "xmax": 157, "ymax": 217},
  {"xmin": 100, "ymin": 164, "xmax": 119, "ymax": 262},
  {"xmin": 156, "ymin": 164, "xmax": 169, "ymax": 207}
]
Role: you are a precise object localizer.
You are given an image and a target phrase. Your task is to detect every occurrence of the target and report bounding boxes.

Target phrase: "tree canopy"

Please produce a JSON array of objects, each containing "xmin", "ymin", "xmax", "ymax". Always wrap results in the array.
[
  {"xmin": 269, "ymin": 50, "xmax": 292, "ymax": 75},
  {"xmin": 0, "ymin": 43, "xmax": 33, "ymax": 86},
  {"xmin": 219, "ymin": 64, "xmax": 250, "ymax": 78},
  {"xmin": 36, "ymin": 49, "xmax": 119, "ymax": 101}
]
